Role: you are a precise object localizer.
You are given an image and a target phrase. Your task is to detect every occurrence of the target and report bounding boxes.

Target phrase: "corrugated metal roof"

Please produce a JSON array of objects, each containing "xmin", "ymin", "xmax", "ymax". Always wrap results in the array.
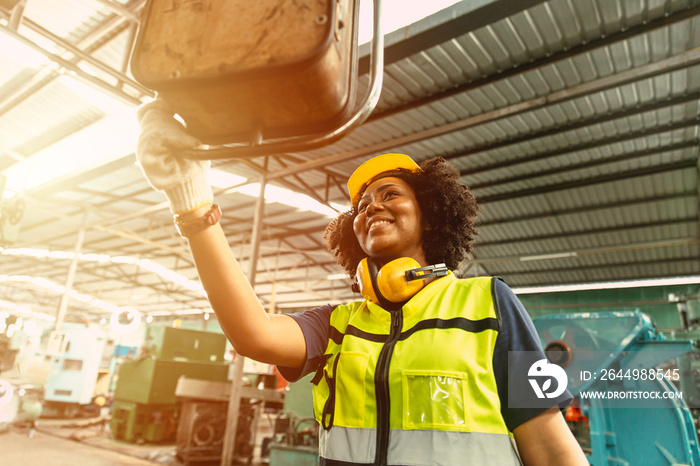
[{"xmin": 0, "ymin": 0, "xmax": 698, "ymax": 323}]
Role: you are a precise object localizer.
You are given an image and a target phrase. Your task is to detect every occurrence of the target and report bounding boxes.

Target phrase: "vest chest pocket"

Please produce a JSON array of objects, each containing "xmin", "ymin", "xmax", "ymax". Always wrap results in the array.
[
  {"xmin": 335, "ymin": 352, "xmax": 369, "ymax": 427},
  {"xmin": 401, "ymin": 370, "xmax": 471, "ymax": 432},
  {"xmin": 312, "ymin": 352, "xmax": 369, "ymax": 430}
]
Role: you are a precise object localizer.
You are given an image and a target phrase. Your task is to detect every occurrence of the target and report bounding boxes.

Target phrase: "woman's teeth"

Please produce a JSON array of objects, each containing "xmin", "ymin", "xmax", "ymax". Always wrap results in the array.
[{"xmin": 369, "ymin": 220, "xmax": 391, "ymax": 231}]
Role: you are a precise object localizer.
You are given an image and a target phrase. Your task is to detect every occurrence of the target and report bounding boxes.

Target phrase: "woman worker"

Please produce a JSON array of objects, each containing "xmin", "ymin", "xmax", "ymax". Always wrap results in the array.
[{"xmin": 136, "ymin": 99, "xmax": 587, "ymax": 465}]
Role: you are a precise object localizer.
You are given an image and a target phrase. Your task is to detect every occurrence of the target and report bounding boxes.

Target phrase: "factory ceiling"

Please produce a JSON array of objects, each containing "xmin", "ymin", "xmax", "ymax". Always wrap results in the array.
[{"xmin": 0, "ymin": 0, "xmax": 698, "ymax": 326}]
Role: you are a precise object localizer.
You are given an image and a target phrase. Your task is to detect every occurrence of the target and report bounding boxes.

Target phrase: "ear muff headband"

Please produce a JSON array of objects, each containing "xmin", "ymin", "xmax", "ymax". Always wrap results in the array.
[{"xmin": 354, "ymin": 257, "xmax": 449, "ymax": 304}]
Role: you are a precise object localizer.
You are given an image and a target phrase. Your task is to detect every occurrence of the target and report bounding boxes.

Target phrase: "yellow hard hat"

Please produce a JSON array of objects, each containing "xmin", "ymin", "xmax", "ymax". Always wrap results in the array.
[{"xmin": 347, "ymin": 153, "xmax": 422, "ymax": 206}]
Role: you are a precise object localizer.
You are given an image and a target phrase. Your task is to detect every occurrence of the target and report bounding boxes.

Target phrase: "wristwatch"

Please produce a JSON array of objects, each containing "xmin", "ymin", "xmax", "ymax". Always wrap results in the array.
[{"xmin": 173, "ymin": 204, "xmax": 222, "ymax": 238}]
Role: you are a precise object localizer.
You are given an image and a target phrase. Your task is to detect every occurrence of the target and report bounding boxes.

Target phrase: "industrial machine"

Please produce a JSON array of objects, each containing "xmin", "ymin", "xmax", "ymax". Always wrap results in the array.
[
  {"xmin": 265, "ymin": 372, "xmax": 319, "ymax": 466},
  {"xmin": 0, "ymin": 314, "xmax": 21, "ymax": 372},
  {"xmin": 43, "ymin": 323, "xmax": 108, "ymax": 417},
  {"xmin": 534, "ymin": 311, "xmax": 700, "ymax": 465},
  {"xmin": 129, "ymin": 0, "xmax": 384, "ymax": 159},
  {"xmin": 0, "ymin": 382, "xmax": 43, "ymax": 432},
  {"xmin": 664, "ymin": 295, "xmax": 700, "ymax": 420},
  {"xmin": 174, "ymin": 376, "xmax": 271, "ymax": 465},
  {"xmin": 110, "ymin": 325, "xmax": 229, "ymax": 443},
  {"xmin": 106, "ymin": 343, "xmax": 139, "ymax": 394}
]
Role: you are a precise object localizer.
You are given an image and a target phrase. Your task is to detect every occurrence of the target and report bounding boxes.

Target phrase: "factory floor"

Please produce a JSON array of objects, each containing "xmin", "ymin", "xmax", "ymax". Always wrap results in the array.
[
  {"xmin": 0, "ymin": 412, "xmax": 276, "ymax": 466},
  {"xmin": 1, "ymin": 365, "xmax": 277, "ymax": 466},
  {"xmin": 0, "ymin": 426, "xmax": 162, "ymax": 465}
]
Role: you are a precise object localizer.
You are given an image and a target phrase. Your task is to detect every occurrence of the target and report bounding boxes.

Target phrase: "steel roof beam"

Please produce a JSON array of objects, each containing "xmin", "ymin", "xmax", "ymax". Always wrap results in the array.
[
  {"xmin": 478, "ymin": 191, "xmax": 697, "ymax": 226},
  {"xmin": 92, "ymin": 0, "xmax": 142, "ymax": 23},
  {"xmin": 489, "ymin": 256, "xmax": 700, "ymax": 279},
  {"xmin": 46, "ymin": 22, "xmax": 700, "ymax": 226},
  {"xmin": 0, "ymin": 0, "xmax": 149, "ymax": 119},
  {"xmin": 469, "ymin": 140, "xmax": 699, "ymax": 191},
  {"xmin": 0, "ymin": 25, "xmax": 143, "ymax": 107},
  {"xmin": 477, "ymin": 217, "xmax": 697, "ymax": 247},
  {"xmin": 357, "ymin": 0, "xmax": 551, "ymax": 74},
  {"xmin": 366, "ymin": 4, "xmax": 700, "ymax": 122},
  {"xmin": 478, "ymin": 158, "xmax": 697, "ymax": 203},
  {"xmin": 259, "ymin": 47, "xmax": 700, "ymax": 183},
  {"xmin": 460, "ymin": 114, "xmax": 700, "ymax": 179},
  {"xmin": 470, "ymin": 236, "xmax": 700, "ymax": 265}
]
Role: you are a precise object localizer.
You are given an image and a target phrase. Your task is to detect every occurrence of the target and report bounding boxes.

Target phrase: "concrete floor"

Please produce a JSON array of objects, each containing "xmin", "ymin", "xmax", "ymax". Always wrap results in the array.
[
  {"xmin": 0, "ymin": 427, "xmax": 166, "ymax": 465},
  {"xmin": 1, "ymin": 413, "xmax": 275, "ymax": 466},
  {"xmin": 0, "ymin": 362, "xmax": 277, "ymax": 466}
]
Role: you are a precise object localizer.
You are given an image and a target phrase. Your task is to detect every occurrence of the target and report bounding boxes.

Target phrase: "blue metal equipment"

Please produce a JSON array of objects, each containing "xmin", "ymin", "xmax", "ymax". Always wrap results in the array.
[
  {"xmin": 44, "ymin": 324, "xmax": 107, "ymax": 417},
  {"xmin": 534, "ymin": 311, "xmax": 700, "ymax": 466}
]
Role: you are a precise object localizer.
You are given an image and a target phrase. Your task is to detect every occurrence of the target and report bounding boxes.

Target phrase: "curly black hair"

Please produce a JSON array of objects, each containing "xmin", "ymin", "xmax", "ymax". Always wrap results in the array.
[{"xmin": 324, "ymin": 157, "xmax": 479, "ymax": 276}]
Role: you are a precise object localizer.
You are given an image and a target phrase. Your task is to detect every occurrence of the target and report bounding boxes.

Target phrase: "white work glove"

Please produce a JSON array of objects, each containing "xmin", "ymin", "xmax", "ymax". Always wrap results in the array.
[{"xmin": 135, "ymin": 97, "xmax": 213, "ymax": 214}]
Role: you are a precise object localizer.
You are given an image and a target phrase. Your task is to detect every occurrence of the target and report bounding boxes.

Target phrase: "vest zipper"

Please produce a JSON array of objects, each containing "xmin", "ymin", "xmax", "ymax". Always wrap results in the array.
[{"xmin": 374, "ymin": 309, "xmax": 403, "ymax": 466}]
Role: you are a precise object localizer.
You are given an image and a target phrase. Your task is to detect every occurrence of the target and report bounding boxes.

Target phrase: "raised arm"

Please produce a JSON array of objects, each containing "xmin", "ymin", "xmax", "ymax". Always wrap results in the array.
[
  {"xmin": 180, "ymin": 206, "xmax": 306, "ymax": 366},
  {"xmin": 135, "ymin": 98, "xmax": 307, "ymax": 368}
]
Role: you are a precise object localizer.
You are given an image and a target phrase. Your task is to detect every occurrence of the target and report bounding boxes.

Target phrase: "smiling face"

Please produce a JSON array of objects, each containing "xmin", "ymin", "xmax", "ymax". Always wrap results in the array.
[{"xmin": 352, "ymin": 176, "xmax": 427, "ymax": 266}]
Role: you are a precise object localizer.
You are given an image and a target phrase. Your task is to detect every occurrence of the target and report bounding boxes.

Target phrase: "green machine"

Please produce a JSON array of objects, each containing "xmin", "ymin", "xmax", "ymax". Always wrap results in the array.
[
  {"xmin": 110, "ymin": 326, "xmax": 229, "ymax": 443},
  {"xmin": 265, "ymin": 372, "xmax": 319, "ymax": 466}
]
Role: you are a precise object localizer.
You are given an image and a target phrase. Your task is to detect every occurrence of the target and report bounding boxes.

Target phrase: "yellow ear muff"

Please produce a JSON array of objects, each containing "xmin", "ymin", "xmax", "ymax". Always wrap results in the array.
[
  {"xmin": 355, "ymin": 257, "xmax": 434, "ymax": 305},
  {"xmin": 355, "ymin": 257, "xmax": 380, "ymax": 304},
  {"xmin": 376, "ymin": 257, "xmax": 425, "ymax": 303}
]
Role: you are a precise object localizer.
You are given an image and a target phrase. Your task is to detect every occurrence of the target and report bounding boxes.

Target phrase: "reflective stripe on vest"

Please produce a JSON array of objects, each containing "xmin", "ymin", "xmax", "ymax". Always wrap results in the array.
[
  {"xmin": 320, "ymin": 427, "xmax": 520, "ymax": 465},
  {"xmin": 312, "ymin": 274, "xmax": 521, "ymax": 465}
]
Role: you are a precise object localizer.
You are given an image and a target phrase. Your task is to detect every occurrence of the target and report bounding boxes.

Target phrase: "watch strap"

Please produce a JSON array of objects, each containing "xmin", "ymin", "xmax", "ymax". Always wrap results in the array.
[{"xmin": 174, "ymin": 204, "xmax": 222, "ymax": 238}]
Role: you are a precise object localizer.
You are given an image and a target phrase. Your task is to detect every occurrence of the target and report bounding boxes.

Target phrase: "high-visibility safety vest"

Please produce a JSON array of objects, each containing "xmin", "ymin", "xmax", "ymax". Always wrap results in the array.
[{"xmin": 311, "ymin": 273, "xmax": 522, "ymax": 465}]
